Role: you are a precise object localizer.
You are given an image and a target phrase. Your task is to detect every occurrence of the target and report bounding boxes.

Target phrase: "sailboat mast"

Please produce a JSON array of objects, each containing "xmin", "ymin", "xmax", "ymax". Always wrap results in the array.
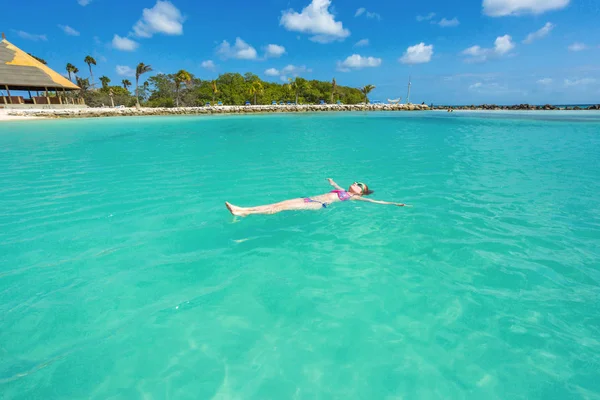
[{"xmin": 406, "ymin": 76, "xmax": 412, "ymax": 104}]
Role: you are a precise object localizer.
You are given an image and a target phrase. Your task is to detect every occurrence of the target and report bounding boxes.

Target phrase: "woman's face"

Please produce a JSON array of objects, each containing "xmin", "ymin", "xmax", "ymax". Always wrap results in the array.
[{"xmin": 348, "ymin": 182, "xmax": 363, "ymax": 195}]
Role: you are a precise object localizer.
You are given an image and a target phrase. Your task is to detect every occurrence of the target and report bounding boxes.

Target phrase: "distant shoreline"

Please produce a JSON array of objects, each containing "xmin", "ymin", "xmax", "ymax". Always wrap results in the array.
[
  {"xmin": 2, "ymin": 103, "xmax": 600, "ymax": 121},
  {"xmin": 433, "ymin": 104, "xmax": 600, "ymax": 111},
  {"xmin": 1, "ymin": 103, "xmax": 429, "ymax": 120}
]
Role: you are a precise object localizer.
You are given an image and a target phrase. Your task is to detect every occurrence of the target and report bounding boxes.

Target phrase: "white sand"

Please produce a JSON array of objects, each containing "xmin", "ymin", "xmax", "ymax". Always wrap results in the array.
[{"xmin": 0, "ymin": 109, "xmax": 45, "ymax": 121}]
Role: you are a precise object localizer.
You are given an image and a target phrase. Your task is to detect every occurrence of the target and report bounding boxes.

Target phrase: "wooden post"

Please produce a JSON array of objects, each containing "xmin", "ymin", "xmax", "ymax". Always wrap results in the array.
[
  {"xmin": 5, "ymin": 85, "xmax": 12, "ymax": 104},
  {"xmin": 57, "ymin": 89, "xmax": 63, "ymax": 104},
  {"xmin": 44, "ymin": 87, "xmax": 49, "ymax": 104}
]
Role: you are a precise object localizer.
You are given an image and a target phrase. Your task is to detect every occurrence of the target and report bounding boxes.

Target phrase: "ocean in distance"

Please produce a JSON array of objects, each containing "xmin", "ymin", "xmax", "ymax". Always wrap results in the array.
[{"xmin": 1, "ymin": 111, "xmax": 600, "ymax": 399}]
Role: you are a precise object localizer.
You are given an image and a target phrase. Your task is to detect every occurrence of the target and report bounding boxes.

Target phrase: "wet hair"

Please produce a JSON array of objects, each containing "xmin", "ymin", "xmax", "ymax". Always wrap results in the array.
[{"xmin": 356, "ymin": 182, "xmax": 374, "ymax": 196}]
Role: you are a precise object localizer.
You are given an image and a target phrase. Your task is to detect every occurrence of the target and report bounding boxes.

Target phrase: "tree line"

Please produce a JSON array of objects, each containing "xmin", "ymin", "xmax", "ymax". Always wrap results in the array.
[{"xmin": 64, "ymin": 59, "xmax": 377, "ymax": 107}]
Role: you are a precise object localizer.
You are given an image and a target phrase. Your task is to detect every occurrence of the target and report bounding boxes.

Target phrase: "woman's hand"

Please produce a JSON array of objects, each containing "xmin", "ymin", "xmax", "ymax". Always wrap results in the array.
[
  {"xmin": 327, "ymin": 178, "xmax": 335, "ymax": 185},
  {"xmin": 396, "ymin": 203, "xmax": 411, "ymax": 207}
]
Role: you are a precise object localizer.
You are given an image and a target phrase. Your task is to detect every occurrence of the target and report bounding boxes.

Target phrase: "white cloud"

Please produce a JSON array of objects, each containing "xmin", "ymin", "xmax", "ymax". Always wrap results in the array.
[
  {"xmin": 462, "ymin": 35, "xmax": 514, "ymax": 62},
  {"xmin": 467, "ymin": 81, "xmax": 520, "ymax": 94},
  {"xmin": 116, "ymin": 65, "xmax": 135, "ymax": 77},
  {"xmin": 337, "ymin": 54, "xmax": 382, "ymax": 71},
  {"xmin": 14, "ymin": 30, "xmax": 47, "ymax": 41},
  {"xmin": 265, "ymin": 65, "xmax": 312, "ymax": 80},
  {"xmin": 132, "ymin": 1, "xmax": 184, "ymax": 38},
  {"xmin": 416, "ymin": 12, "xmax": 436, "ymax": 22},
  {"xmin": 265, "ymin": 68, "xmax": 280, "ymax": 76},
  {"xmin": 265, "ymin": 44, "xmax": 286, "ymax": 58},
  {"xmin": 483, "ymin": 0, "xmax": 570, "ymax": 17},
  {"xmin": 93, "ymin": 36, "xmax": 102, "ymax": 45},
  {"xmin": 354, "ymin": 39, "xmax": 369, "ymax": 47},
  {"xmin": 217, "ymin": 37, "xmax": 258, "ymax": 60},
  {"xmin": 564, "ymin": 78, "xmax": 596, "ymax": 87},
  {"xmin": 399, "ymin": 43, "xmax": 434, "ymax": 64},
  {"xmin": 282, "ymin": 64, "xmax": 311, "ymax": 75},
  {"xmin": 494, "ymin": 35, "xmax": 515, "ymax": 55},
  {"xmin": 523, "ymin": 22, "xmax": 554, "ymax": 44},
  {"xmin": 58, "ymin": 25, "xmax": 80, "ymax": 36},
  {"xmin": 112, "ymin": 34, "xmax": 139, "ymax": 51},
  {"xmin": 201, "ymin": 60, "xmax": 216, "ymax": 70},
  {"xmin": 568, "ymin": 42, "xmax": 587, "ymax": 52},
  {"xmin": 438, "ymin": 17, "xmax": 460, "ymax": 27},
  {"xmin": 77, "ymin": 0, "xmax": 92, "ymax": 5},
  {"xmin": 355, "ymin": 8, "xmax": 381, "ymax": 19},
  {"xmin": 280, "ymin": 0, "xmax": 350, "ymax": 43},
  {"xmin": 537, "ymin": 78, "xmax": 553, "ymax": 84}
]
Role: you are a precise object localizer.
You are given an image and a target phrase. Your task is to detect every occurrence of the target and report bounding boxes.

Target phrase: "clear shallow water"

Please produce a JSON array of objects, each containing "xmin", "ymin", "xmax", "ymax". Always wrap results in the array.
[{"xmin": 1, "ymin": 111, "xmax": 600, "ymax": 399}]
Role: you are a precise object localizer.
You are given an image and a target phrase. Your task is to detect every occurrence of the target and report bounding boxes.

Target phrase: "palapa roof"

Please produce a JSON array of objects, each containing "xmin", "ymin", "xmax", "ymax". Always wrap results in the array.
[{"xmin": 0, "ymin": 38, "xmax": 80, "ymax": 91}]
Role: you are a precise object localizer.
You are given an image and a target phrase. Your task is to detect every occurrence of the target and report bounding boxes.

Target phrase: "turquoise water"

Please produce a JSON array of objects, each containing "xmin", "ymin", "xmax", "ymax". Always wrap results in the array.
[{"xmin": 1, "ymin": 112, "xmax": 600, "ymax": 399}]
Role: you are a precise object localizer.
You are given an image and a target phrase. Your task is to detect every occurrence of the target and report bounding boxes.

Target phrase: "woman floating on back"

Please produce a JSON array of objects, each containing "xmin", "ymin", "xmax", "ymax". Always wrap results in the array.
[{"xmin": 225, "ymin": 178, "xmax": 409, "ymax": 217}]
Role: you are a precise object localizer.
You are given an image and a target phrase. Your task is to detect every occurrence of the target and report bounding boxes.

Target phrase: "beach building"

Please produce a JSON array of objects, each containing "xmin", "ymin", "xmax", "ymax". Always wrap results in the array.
[{"xmin": 0, "ymin": 33, "xmax": 84, "ymax": 108}]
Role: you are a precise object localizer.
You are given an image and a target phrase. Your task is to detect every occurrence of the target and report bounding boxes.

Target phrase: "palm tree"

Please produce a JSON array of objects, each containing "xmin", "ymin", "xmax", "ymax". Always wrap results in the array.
[
  {"xmin": 211, "ymin": 80, "xmax": 218, "ymax": 103},
  {"xmin": 359, "ymin": 84, "xmax": 376, "ymax": 104},
  {"xmin": 76, "ymin": 77, "xmax": 90, "ymax": 91},
  {"xmin": 99, "ymin": 76, "xmax": 111, "ymax": 89},
  {"xmin": 331, "ymin": 78, "xmax": 337, "ymax": 104},
  {"xmin": 121, "ymin": 79, "xmax": 132, "ymax": 91},
  {"xmin": 174, "ymin": 69, "xmax": 192, "ymax": 107},
  {"xmin": 66, "ymin": 63, "xmax": 76, "ymax": 82},
  {"xmin": 84, "ymin": 56, "xmax": 97, "ymax": 88},
  {"xmin": 248, "ymin": 81, "xmax": 264, "ymax": 105},
  {"xmin": 287, "ymin": 77, "xmax": 310, "ymax": 105},
  {"xmin": 72, "ymin": 66, "xmax": 79, "ymax": 80},
  {"xmin": 135, "ymin": 63, "xmax": 153, "ymax": 107}
]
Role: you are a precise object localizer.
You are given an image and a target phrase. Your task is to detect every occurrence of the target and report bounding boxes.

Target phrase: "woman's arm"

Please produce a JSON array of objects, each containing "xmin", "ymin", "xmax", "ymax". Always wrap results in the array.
[
  {"xmin": 355, "ymin": 197, "xmax": 409, "ymax": 207},
  {"xmin": 327, "ymin": 178, "xmax": 344, "ymax": 191}
]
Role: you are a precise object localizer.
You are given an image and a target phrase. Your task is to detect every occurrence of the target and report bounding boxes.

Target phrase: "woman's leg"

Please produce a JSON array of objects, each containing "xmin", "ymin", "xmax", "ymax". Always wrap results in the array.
[{"xmin": 225, "ymin": 198, "xmax": 323, "ymax": 216}]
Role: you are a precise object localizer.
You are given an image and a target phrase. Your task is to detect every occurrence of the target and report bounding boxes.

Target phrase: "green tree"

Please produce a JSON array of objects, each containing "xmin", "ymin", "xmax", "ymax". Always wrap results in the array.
[
  {"xmin": 287, "ymin": 77, "xmax": 310, "ymax": 104},
  {"xmin": 174, "ymin": 69, "xmax": 192, "ymax": 107},
  {"xmin": 211, "ymin": 80, "xmax": 218, "ymax": 103},
  {"xmin": 248, "ymin": 81, "xmax": 264, "ymax": 105},
  {"xmin": 76, "ymin": 77, "xmax": 90, "ymax": 93},
  {"xmin": 359, "ymin": 84, "xmax": 376, "ymax": 103},
  {"xmin": 84, "ymin": 56, "xmax": 97, "ymax": 88},
  {"xmin": 135, "ymin": 63, "xmax": 153, "ymax": 107},
  {"xmin": 99, "ymin": 76, "xmax": 111, "ymax": 89},
  {"xmin": 331, "ymin": 78, "xmax": 337, "ymax": 104},
  {"xmin": 66, "ymin": 63, "xmax": 77, "ymax": 82},
  {"xmin": 121, "ymin": 79, "xmax": 132, "ymax": 90}
]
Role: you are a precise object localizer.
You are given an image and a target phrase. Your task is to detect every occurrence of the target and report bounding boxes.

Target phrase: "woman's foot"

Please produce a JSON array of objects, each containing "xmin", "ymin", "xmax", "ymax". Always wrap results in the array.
[{"xmin": 225, "ymin": 202, "xmax": 248, "ymax": 217}]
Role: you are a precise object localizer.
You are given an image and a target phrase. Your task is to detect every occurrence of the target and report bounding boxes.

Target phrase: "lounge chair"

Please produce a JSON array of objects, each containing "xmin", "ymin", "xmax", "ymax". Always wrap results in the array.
[
  {"xmin": 245, "ymin": 101, "xmax": 251, "ymax": 106},
  {"xmin": 336, "ymin": 100, "xmax": 342, "ymax": 105},
  {"xmin": 286, "ymin": 101, "xmax": 291, "ymax": 105},
  {"xmin": 218, "ymin": 101, "xmax": 223, "ymax": 106},
  {"xmin": 205, "ymin": 102, "xmax": 211, "ymax": 106},
  {"xmin": 271, "ymin": 100, "xmax": 277, "ymax": 105},
  {"xmin": 319, "ymin": 99, "xmax": 325, "ymax": 105}
]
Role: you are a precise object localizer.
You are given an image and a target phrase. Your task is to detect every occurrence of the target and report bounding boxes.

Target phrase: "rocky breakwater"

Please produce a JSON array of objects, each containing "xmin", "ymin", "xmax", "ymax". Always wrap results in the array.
[
  {"xmin": 433, "ymin": 103, "xmax": 600, "ymax": 111},
  {"xmin": 7, "ymin": 103, "xmax": 430, "ymax": 119}
]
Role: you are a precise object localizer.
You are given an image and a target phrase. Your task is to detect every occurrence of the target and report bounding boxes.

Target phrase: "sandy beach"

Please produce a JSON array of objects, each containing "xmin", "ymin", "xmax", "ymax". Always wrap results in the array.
[
  {"xmin": 0, "ymin": 109, "xmax": 46, "ymax": 121},
  {"xmin": 0, "ymin": 103, "xmax": 430, "ymax": 120}
]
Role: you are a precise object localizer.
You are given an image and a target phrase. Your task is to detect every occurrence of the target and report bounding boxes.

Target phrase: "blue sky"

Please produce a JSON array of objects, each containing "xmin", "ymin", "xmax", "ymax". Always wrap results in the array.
[{"xmin": 4, "ymin": 0, "xmax": 600, "ymax": 104}]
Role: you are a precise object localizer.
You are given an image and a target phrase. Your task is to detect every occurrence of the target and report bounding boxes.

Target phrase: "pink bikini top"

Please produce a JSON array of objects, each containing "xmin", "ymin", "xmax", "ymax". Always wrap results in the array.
[{"xmin": 331, "ymin": 190, "xmax": 352, "ymax": 201}]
